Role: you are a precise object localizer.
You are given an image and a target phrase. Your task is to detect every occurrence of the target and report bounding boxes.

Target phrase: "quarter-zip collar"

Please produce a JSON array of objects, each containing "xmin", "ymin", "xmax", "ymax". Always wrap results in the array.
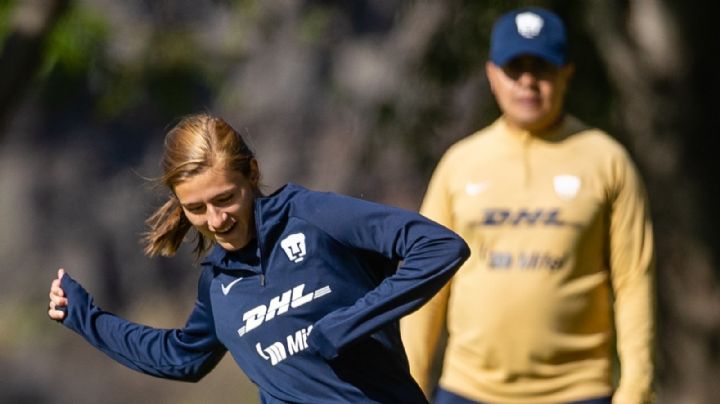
[
  {"xmin": 202, "ymin": 238, "xmax": 260, "ymax": 272},
  {"xmin": 493, "ymin": 114, "xmax": 580, "ymax": 188},
  {"xmin": 496, "ymin": 114, "xmax": 577, "ymax": 144}
]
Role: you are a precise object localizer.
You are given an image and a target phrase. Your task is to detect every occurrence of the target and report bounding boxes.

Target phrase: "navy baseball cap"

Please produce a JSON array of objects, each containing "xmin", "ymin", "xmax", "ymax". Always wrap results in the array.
[{"xmin": 490, "ymin": 7, "xmax": 567, "ymax": 66}]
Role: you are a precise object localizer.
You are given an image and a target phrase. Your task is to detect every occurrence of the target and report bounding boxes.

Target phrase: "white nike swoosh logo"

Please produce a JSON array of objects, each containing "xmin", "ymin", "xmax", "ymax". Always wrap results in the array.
[
  {"xmin": 465, "ymin": 181, "xmax": 490, "ymax": 196},
  {"xmin": 221, "ymin": 278, "xmax": 243, "ymax": 295}
]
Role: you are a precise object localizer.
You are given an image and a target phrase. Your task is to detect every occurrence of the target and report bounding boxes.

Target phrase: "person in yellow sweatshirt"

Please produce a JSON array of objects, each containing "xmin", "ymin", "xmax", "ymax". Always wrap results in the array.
[{"xmin": 401, "ymin": 7, "xmax": 655, "ymax": 404}]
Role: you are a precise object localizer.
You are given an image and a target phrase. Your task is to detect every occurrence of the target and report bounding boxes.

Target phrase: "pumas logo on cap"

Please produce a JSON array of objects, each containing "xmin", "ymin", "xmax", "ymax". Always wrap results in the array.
[
  {"xmin": 515, "ymin": 12, "xmax": 544, "ymax": 38},
  {"xmin": 553, "ymin": 175, "xmax": 581, "ymax": 200}
]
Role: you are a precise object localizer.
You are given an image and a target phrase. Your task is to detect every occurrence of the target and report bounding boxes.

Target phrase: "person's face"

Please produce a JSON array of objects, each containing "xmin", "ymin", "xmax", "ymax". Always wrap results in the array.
[
  {"xmin": 486, "ymin": 55, "xmax": 574, "ymax": 132},
  {"xmin": 174, "ymin": 162, "xmax": 259, "ymax": 251}
]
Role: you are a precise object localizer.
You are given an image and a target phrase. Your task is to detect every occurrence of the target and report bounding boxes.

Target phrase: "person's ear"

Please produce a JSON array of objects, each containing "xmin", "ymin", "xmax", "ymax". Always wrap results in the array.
[
  {"xmin": 249, "ymin": 158, "xmax": 260, "ymax": 186},
  {"xmin": 485, "ymin": 61, "xmax": 498, "ymax": 94},
  {"xmin": 562, "ymin": 63, "xmax": 575, "ymax": 81}
]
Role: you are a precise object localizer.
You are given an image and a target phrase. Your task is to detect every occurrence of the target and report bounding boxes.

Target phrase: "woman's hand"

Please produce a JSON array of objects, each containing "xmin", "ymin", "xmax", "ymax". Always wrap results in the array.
[{"xmin": 48, "ymin": 268, "xmax": 68, "ymax": 321}]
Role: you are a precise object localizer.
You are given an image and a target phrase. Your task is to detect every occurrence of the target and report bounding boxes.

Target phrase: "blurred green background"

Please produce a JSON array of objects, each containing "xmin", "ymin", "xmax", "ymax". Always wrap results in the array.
[{"xmin": 1, "ymin": 1, "xmax": 718, "ymax": 403}]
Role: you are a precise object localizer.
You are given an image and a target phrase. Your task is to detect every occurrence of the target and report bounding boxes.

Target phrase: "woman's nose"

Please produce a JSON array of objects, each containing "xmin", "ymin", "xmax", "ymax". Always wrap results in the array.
[{"xmin": 206, "ymin": 206, "xmax": 227, "ymax": 231}]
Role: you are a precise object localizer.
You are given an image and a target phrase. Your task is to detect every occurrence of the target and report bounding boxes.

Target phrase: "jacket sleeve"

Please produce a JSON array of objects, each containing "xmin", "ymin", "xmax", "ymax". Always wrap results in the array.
[
  {"xmin": 607, "ymin": 152, "xmax": 656, "ymax": 404},
  {"xmin": 300, "ymin": 191, "xmax": 470, "ymax": 360},
  {"xmin": 400, "ymin": 156, "xmax": 454, "ymax": 395},
  {"xmin": 59, "ymin": 268, "xmax": 226, "ymax": 382}
]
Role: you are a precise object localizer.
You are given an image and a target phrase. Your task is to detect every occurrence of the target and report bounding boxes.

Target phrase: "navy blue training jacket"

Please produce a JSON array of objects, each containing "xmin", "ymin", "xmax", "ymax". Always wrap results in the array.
[{"xmin": 60, "ymin": 183, "xmax": 470, "ymax": 403}]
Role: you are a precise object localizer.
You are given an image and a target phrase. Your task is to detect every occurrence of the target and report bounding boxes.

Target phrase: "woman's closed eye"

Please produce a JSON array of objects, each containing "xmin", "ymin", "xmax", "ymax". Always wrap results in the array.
[
  {"xmin": 214, "ymin": 193, "xmax": 234, "ymax": 206},
  {"xmin": 184, "ymin": 204, "xmax": 205, "ymax": 214}
]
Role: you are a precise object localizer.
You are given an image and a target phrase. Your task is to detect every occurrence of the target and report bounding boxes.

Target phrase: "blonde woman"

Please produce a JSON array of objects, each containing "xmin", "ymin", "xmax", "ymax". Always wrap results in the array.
[{"xmin": 48, "ymin": 113, "xmax": 469, "ymax": 403}]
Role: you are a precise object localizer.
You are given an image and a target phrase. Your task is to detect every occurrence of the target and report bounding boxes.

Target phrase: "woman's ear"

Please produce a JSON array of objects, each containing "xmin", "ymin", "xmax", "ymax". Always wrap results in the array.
[{"xmin": 249, "ymin": 158, "xmax": 260, "ymax": 186}]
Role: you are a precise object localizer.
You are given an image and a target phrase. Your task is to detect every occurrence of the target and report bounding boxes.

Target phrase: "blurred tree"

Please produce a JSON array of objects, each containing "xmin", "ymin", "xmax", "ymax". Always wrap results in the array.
[
  {"xmin": 1, "ymin": 1, "xmax": 719, "ymax": 403},
  {"xmin": 0, "ymin": 0, "xmax": 70, "ymax": 137},
  {"xmin": 586, "ymin": 1, "xmax": 720, "ymax": 403}
]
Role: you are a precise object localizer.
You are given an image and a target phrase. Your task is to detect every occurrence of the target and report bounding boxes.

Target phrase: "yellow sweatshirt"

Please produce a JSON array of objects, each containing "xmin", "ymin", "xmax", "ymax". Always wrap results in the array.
[{"xmin": 401, "ymin": 116, "xmax": 655, "ymax": 404}]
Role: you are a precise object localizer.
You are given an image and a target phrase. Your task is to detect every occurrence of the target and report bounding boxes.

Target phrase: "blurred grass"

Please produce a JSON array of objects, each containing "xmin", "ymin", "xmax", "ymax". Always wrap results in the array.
[{"xmin": 0, "ymin": 294, "xmax": 259, "ymax": 404}]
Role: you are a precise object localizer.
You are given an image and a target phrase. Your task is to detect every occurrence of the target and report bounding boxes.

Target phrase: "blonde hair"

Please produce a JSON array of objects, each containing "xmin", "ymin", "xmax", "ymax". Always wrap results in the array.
[{"xmin": 143, "ymin": 113, "xmax": 257, "ymax": 258}]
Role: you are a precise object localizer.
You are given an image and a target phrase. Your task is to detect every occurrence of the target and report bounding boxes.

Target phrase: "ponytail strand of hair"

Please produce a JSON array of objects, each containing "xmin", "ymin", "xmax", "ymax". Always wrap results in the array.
[{"xmin": 143, "ymin": 196, "xmax": 193, "ymax": 257}]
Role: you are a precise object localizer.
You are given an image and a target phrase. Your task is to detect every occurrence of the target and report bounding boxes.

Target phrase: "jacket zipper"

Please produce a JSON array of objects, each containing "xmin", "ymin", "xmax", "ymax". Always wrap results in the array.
[
  {"xmin": 522, "ymin": 130, "xmax": 532, "ymax": 189},
  {"xmin": 254, "ymin": 204, "xmax": 267, "ymax": 287}
]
